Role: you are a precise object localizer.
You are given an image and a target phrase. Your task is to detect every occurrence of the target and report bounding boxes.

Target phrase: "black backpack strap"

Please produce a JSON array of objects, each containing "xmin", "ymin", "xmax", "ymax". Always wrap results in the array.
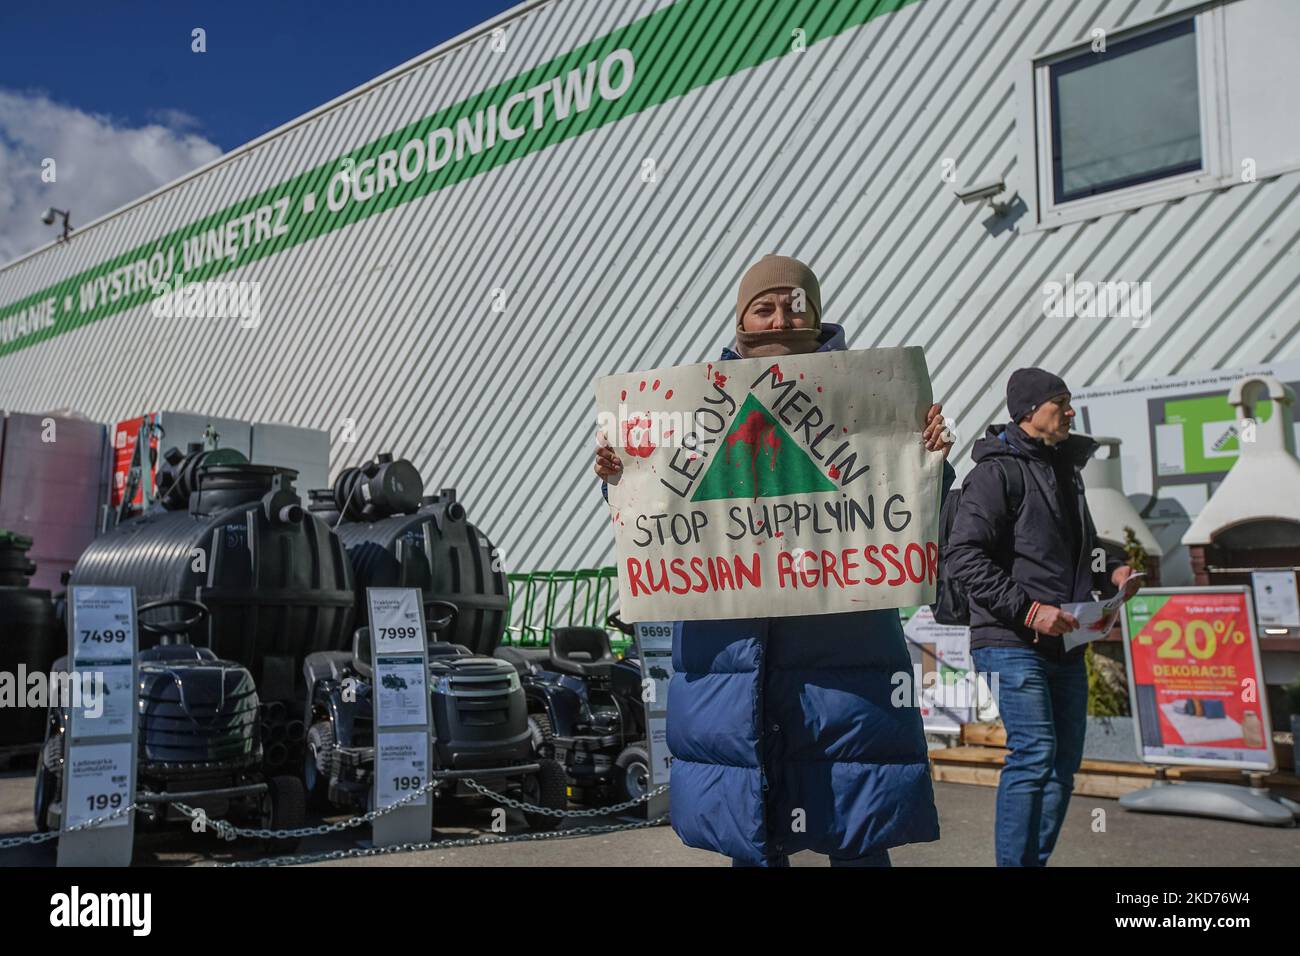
[{"xmin": 991, "ymin": 457, "xmax": 1025, "ymax": 520}]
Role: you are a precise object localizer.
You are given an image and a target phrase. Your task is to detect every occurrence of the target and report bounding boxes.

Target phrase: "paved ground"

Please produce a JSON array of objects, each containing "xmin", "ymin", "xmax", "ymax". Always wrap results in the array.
[{"xmin": 4, "ymin": 765, "xmax": 1297, "ymax": 867}]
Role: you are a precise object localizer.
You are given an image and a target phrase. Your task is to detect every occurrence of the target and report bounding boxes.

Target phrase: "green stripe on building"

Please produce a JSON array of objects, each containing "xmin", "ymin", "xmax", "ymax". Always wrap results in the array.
[{"xmin": 0, "ymin": 0, "xmax": 918, "ymax": 356}]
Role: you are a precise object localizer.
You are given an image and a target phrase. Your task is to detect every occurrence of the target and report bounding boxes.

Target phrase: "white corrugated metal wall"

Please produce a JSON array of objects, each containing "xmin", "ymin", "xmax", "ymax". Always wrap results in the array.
[{"xmin": 1, "ymin": 0, "xmax": 1297, "ymax": 577}]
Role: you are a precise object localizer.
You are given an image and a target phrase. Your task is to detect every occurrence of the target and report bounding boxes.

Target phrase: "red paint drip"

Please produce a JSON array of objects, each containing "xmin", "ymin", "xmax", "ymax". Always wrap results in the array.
[
  {"xmin": 652, "ymin": 379, "xmax": 660, "ymax": 390},
  {"xmin": 621, "ymin": 415, "xmax": 656, "ymax": 458},
  {"xmin": 620, "ymin": 389, "xmax": 627, "ymax": 401},
  {"xmin": 816, "ymin": 386, "xmax": 823, "ymax": 393},
  {"xmin": 829, "ymin": 465, "xmax": 841, "ymax": 479},
  {"xmin": 769, "ymin": 364, "xmax": 783, "ymax": 382},
  {"xmin": 714, "ymin": 371, "xmax": 727, "ymax": 388},
  {"xmin": 639, "ymin": 380, "xmax": 646, "ymax": 392},
  {"xmin": 664, "ymin": 389, "xmax": 673, "ymax": 400},
  {"xmin": 726, "ymin": 410, "xmax": 781, "ymax": 496}
]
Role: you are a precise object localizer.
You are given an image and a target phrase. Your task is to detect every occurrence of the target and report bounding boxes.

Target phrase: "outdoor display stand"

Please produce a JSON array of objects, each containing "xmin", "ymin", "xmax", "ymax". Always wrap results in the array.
[
  {"xmin": 57, "ymin": 586, "xmax": 139, "ymax": 867},
  {"xmin": 367, "ymin": 587, "xmax": 433, "ymax": 847},
  {"xmin": 1119, "ymin": 586, "xmax": 1299, "ymax": 826},
  {"xmin": 633, "ymin": 621, "xmax": 674, "ymax": 820}
]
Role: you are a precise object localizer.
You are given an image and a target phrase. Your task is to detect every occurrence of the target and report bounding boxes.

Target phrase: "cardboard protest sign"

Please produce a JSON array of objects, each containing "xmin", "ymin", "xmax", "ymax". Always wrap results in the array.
[{"xmin": 595, "ymin": 347, "xmax": 942, "ymax": 622}]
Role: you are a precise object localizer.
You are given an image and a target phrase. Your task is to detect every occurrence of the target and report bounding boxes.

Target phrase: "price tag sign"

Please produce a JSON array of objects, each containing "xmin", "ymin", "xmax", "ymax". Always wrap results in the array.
[
  {"xmin": 59, "ymin": 586, "xmax": 138, "ymax": 867},
  {"xmin": 366, "ymin": 587, "xmax": 433, "ymax": 845},
  {"xmin": 647, "ymin": 715, "xmax": 672, "ymax": 785},
  {"xmin": 376, "ymin": 731, "xmax": 430, "ymax": 810},
  {"xmin": 1122, "ymin": 587, "xmax": 1273, "ymax": 770},
  {"xmin": 369, "ymin": 589, "xmax": 426, "ymax": 653},
  {"xmin": 374, "ymin": 657, "xmax": 428, "ymax": 727},
  {"xmin": 70, "ymin": 664, "xmax": 134, "ymax": 739},
  {"xmin": 70, "ymin": 588, "xmax": 135, "ymax": 666},
  {"xmin": 634, "ymin": 622, "xmax": 675, "ymax": 815},
  {"xmin": 63, "ymin": 742, "xmax": 134, "ymax": 829}
]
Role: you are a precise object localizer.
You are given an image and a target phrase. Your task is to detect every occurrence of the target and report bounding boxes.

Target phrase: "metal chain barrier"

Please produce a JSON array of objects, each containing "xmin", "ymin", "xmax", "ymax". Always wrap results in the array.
[
  {"xmin": 0, "ymin": 801, "xmax": 141, "ymax": 850},
  {"xmin": 462, "ymin": 778, "xmax": 665, "ymax": 818},
  {"xmin": 224, "ymin": 815, "xmax": 669, "ymax": 868},
  {"xmin": 1, "ymin": 775, "xmax": 669, "ymax": 863},
  {"xmin": 173, "ymin": 773, "xmax": 445, "ymax": 842}
]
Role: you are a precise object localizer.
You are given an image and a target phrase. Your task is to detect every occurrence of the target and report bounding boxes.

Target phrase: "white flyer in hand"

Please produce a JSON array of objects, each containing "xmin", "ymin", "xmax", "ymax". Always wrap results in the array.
[{"xmin": 1063, "ymin": 574, "xmax": 1147, "ymax": 651}]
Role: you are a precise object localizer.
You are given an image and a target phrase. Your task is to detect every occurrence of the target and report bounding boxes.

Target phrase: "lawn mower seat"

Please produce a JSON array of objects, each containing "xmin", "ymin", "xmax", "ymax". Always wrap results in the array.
[
  {"xmin": 352, "ymin": 626, "xmax": 373, "ymax": 680},
  {"xmin": 493, "ymin": 645, "xmax": 550, "ymax": 676},
  {"xmin": 549, "ymin": 626, "xmax": 616, "ymax": 678}
]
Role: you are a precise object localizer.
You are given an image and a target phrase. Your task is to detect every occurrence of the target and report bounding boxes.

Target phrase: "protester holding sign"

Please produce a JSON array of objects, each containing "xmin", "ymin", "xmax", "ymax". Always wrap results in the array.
[
  {"xmin": 943, "ymin": 369, "xmax": 1140, "ymax": 867},
  {"xmin": 595, "ymin": 255, "xmax": 955, "ymax": 867}
]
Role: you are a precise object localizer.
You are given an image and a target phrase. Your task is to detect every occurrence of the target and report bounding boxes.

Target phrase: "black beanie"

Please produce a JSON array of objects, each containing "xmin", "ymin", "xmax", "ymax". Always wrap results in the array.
[{"xmin": 1007, "ymin": 368, "xmax": 1069, "ymax": 422}]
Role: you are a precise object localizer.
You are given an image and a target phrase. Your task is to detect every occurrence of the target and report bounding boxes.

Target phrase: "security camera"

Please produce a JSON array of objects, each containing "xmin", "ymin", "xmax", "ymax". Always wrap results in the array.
[
  {"xmin": 954, "ymin": 178, "xmax": 1007, "ymax": 205},
  {"xmin": 40, "ymin": 206, "xmax": 73, "ymax": 241}
]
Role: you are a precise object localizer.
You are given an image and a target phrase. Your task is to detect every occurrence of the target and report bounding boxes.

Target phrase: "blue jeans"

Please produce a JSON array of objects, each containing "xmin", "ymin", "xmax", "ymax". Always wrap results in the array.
[
  {"xmin": 731, "ymin": 849, "xmax": 891, "ymax": 867},
  {"xmin": 972, "ymin": 646, "xmax": 1088, "ymax": 867}
]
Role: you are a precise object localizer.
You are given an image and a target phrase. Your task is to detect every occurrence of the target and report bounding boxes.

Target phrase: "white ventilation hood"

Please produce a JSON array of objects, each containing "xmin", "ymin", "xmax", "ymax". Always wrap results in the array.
[{"xmin": 1082, "ymin": 436, "xmax": 1163, "ymax": 556}]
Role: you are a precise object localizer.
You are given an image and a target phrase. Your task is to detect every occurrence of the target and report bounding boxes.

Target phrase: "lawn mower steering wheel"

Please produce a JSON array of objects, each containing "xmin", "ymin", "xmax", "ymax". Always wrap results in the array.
[
  {"xmin": 425, "ymin": 599, "xmax": 459, "ymax": 635},
  {"xmin": 137, "ymin": 598, "xmax": 210, "ymax": 639}
]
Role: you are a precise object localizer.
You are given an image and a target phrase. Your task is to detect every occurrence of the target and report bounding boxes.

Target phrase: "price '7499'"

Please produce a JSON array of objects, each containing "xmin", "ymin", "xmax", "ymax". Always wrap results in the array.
[{"xmin": 81, "ymin": 629, "xmax": 128, "ymax": 644}]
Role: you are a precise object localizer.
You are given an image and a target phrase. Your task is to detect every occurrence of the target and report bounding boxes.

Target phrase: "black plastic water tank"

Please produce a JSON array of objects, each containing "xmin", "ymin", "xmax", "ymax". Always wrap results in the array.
[
  {"xmin": 70, "ymin": 463, "xmax": 355, "ymax": 705},
  {"xmin": 310, "ymin": 456, "xmax": 508, "ymax": 656},
  {"xmin": 0, "ymin": 532, "xmax": 58, "ymax": 748}
]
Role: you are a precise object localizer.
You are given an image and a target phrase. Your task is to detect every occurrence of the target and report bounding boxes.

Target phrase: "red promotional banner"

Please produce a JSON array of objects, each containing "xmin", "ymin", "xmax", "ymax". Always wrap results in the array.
[
  {"xmin": 109, "ymin": 414, "xmax": 158, "ymax": 509},
  {"xmin": 1122, "ymin": 588, "xmax": 1273, "ymax": 770}
]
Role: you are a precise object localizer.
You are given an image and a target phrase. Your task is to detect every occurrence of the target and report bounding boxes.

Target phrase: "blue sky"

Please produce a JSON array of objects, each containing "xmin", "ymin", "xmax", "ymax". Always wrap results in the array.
[{"xmin": 0, "ymin": 0, "xmax": 521, "ymax": 263}]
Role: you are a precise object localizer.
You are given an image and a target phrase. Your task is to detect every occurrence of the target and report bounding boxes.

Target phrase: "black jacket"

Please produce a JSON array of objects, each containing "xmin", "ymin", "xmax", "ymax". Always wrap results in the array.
[{"xmin": 945, "ymin": 422, "xmax": 1120, "ymax": 660}]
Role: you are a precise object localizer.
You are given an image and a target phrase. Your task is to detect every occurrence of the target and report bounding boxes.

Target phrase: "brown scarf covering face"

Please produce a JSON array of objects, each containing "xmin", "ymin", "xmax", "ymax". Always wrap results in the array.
[{"xmin": 734, "ymin": 326, "xmax": 822, "ymax": 357}]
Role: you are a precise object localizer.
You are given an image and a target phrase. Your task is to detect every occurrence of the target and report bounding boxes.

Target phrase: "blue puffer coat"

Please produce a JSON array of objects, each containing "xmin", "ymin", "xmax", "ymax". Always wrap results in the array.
[{"xmin": 665, "ymin": 324, "xmax": 953, "ymax": 864}]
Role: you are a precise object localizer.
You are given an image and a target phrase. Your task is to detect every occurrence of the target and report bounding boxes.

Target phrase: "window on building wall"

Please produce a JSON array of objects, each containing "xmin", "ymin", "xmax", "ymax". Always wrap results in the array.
[
  {"xmin": 1026, "ymin": 0, "xmax": 1300, "ymax": 230},
  {"xmin": 1049, "ymin": 19, "xmax": 1202, "ymax": 203}
]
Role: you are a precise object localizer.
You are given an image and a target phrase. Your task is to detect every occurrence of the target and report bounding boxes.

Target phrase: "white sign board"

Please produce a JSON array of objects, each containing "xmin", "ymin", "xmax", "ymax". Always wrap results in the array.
[
  {"xmin": 1251, "ymin": 570, "xmax": 1300, "ymax": 630},
  {"xmin": 375, "ymin": 732, "xmax": 431, "ymax": 810},
  {"xmin": 596, "ymin": 348, "xmax": 943, "ymax": 622},
  {"xmin": 903, "ymin": 606, "xmax": 976, "ymax": 734},
  {"xmin": 633, "ymin": 621, "xmax": 675, "ymax": 818},
  {"xmin": 1071, "ymin": 360, "xmax": 1300, "ymax": 584},
  {"xmin": 58, "ymin": 586, "xmax": 138, "ymax": 867},
  {"xmin": 62, "ymin": 743, "xmax": 134, "ymax": 830},
  {"xmin": 367, "ymin": 588, "xmax": 433, "ymax": 846}
]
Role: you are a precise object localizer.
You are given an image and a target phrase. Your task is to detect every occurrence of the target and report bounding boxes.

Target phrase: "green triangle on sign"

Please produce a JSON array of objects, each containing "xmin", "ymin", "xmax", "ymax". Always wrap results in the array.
[{"xmin": 691, "ymin": 393, "xmax": 838, "ymax": 502}]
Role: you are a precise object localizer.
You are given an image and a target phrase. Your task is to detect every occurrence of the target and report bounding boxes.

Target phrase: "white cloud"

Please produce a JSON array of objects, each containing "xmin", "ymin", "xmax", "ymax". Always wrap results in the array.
[{"xmin": 0, "ymin": 90, "xmax": 223, "ymax": 267}]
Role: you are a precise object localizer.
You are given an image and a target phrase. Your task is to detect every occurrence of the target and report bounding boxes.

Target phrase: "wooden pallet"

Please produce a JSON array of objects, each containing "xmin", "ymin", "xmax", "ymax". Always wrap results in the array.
[{"xmin": 931, "ymin": 743, "xmax": 1300, "ymax": 802}]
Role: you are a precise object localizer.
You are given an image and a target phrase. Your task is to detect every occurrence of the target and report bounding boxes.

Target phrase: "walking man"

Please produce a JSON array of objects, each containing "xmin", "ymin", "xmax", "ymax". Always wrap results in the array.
[{"xmin": 945, "ymin": 368, "xmax": 1139, "ymax": 866}]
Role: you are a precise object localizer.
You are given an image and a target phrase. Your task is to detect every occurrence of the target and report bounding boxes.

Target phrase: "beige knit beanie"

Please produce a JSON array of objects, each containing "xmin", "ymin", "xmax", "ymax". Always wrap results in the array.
[{"xmin": 735, "ymin": 255, "xmax": 823, "ymax": 331}]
